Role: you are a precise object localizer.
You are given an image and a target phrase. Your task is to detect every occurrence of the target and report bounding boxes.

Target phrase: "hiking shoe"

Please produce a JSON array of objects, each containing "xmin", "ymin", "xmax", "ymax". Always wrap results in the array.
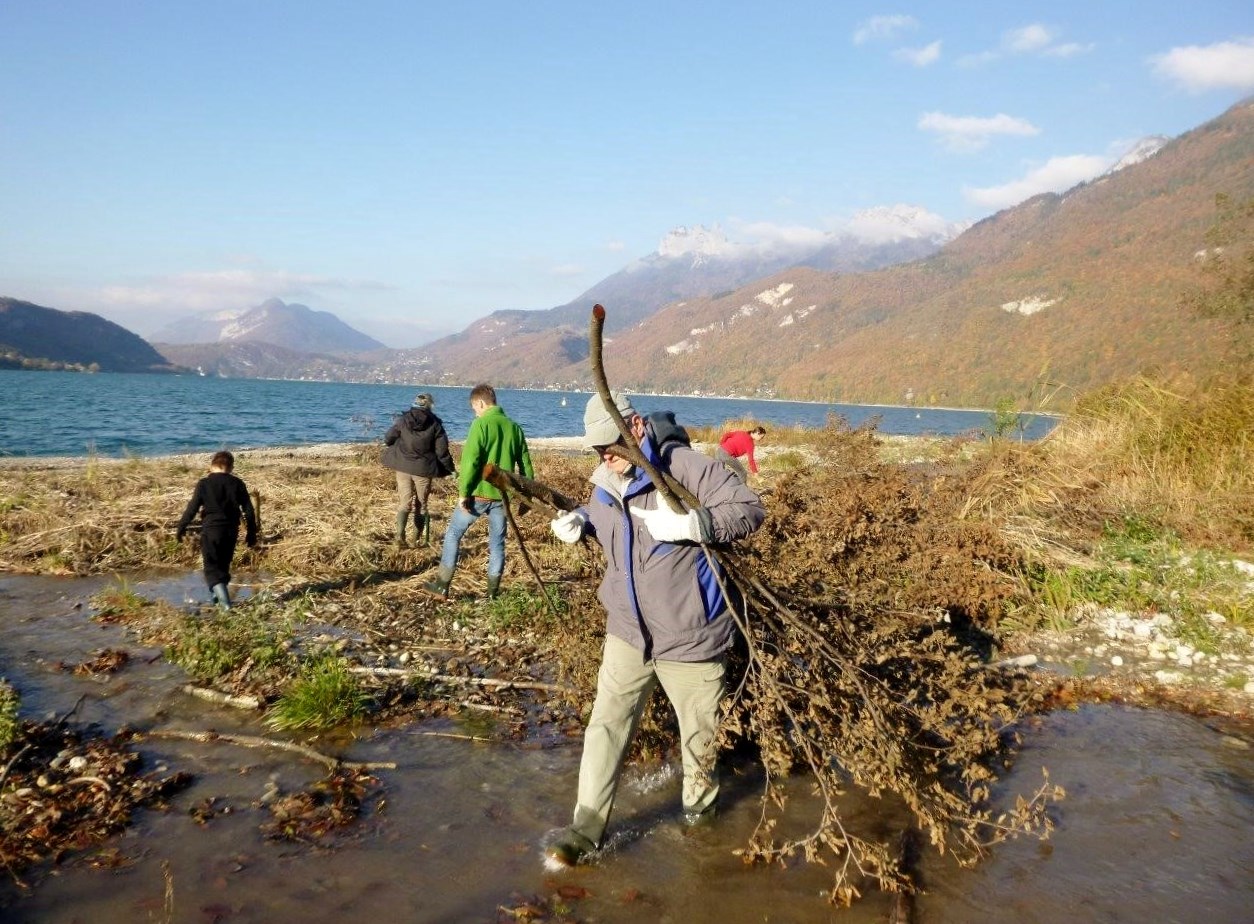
[{"xmin": 544, "ymin": 829, "xmax": 595, "ymax": 868}]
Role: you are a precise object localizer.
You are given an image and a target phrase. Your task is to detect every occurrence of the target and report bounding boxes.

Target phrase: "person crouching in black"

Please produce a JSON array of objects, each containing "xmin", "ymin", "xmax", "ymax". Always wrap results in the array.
[{"xmin": 176, "ymin": 450, "xmax": 257, "ymax": 608}]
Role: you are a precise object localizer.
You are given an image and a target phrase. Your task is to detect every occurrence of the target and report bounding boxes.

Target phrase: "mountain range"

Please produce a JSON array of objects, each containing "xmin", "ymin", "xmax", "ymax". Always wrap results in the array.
[
  {"xmin": 4, "ymin": 100, "xmax": 1250, "ymax": 407},
  {"xmin": 150, "ymin": 298, "xmax": 385, "ymax": 352},
  {"xmin": 411, "ymin": 100, "xmax": 1251, "ymax": 406}
]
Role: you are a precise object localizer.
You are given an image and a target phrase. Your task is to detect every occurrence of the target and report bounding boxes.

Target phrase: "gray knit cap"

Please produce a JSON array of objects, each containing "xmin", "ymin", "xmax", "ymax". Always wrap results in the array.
[{"xmin": 582, "ymin": 392, "xmax": 635, "ymax": 450}]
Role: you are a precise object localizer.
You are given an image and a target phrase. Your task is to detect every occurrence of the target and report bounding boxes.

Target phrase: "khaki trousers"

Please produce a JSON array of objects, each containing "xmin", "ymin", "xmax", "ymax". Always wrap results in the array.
[
  {"xmin": 395, "ymin": 472, "xmax": 434, "ymax": 514},
  {"xmin": 572, "ymin": 633, "xmax": 725, "ymax": 847}
]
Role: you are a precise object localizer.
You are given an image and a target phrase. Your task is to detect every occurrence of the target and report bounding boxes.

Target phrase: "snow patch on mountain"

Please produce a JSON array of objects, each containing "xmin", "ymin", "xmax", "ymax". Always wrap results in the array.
[
  {"xmin": 779, "ymin": 304, "xmax": 817, "ymax": 327},
  {"xmin": 666, "ymin": 338, "xmax": 700, "ymax": 355},
  {"xmin": 1107, "ymin": 136, "xmax": 1169, "ymax": 174},
  {"xmin": 755, "ymin": 283, "xmax": 795, "ymax": 307},
  {"xmin": 1001, "ymin": 295, "xmax": 1059, "ymax": 316}
]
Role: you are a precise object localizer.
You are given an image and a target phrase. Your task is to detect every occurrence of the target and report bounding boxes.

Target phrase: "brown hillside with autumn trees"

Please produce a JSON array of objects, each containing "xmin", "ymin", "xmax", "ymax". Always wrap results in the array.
[{"xmin": 419, "ymin": 99, "xmax": 1252, "ymax": 407}]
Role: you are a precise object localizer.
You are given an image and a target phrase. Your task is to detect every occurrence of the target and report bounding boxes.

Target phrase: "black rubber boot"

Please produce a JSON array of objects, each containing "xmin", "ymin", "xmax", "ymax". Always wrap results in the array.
[
  {"xmin": 421, "ymin": 512, "xmax": 432, "ymax": 546},
  {"xmin": 486, "ymin": 574, "xmax": 501, "ymax": 599}
]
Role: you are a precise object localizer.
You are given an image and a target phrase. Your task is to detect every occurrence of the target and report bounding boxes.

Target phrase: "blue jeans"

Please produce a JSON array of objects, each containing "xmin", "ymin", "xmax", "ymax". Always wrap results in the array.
[{"xmin": 439, "ymin": 498, "xmax": 506, "ymax": 579}]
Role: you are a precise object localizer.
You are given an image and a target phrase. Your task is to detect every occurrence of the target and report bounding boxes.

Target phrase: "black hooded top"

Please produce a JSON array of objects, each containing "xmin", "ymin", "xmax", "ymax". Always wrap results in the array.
[{"xmin": 380, "ymin": 407, "xmax": 457, "ymax": 478}]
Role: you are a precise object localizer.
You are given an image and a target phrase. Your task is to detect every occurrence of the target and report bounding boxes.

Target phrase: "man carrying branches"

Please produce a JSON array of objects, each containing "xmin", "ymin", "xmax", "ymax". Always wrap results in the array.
[{"xmin": 544, "ymin": 392, "xmax": 765, "ymax": 867}]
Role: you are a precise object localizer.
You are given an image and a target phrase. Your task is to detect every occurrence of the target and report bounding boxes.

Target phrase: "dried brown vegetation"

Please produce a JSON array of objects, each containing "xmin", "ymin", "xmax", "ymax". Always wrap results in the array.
[{"xmin": 0, "ymin": 720, "xmax": 191, "ymax": 882}]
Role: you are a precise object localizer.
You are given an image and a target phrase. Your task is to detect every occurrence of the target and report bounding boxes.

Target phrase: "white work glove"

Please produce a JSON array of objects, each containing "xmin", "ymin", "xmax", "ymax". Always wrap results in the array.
[
  {"xmin": 630, "ymin": 504, "xmax": 702, "ymax": 543},
  {"xmin": 550, "ymin": 509, "xmax": 587, "ymax": 543}
]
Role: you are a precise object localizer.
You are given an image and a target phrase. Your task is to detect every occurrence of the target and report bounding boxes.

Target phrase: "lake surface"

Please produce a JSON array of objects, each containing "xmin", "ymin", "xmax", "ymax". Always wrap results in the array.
[{"xmin": 0, "ymin": 370, "xmax": 1057, "ymax": 457}]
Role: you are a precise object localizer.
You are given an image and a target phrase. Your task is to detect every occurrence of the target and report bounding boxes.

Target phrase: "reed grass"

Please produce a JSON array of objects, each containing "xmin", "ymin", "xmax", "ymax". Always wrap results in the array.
[{"xmin": 1040, "ymin": 373, "xmax": 1254, "ymax": 548}]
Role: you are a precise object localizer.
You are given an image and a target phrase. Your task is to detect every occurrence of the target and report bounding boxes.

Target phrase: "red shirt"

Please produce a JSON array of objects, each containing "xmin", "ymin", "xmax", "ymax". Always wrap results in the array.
[{"xmin": 719, "ymin": 430, "xmax": 758, "ymax": 473}]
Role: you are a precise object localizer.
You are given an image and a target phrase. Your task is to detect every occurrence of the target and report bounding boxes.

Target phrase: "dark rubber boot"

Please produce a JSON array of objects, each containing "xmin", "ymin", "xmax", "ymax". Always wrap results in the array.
[
  {"xmin": 486, "ymin": 575, "xmax": 501, "ymax": 599},
  {"xmin": 423, "ymin": 566, "xmax": 453, "ymax": 598},
  {"xmin": 210, "ymin": 583, "xmax": 232, "ymax": 609},
  {"xmin": 395, "ymin": 511, "xmax": 410, "ymax": 548},
  {"xmin": 421, "ymin": 512, "xmax": 432, "ymax": 546}
]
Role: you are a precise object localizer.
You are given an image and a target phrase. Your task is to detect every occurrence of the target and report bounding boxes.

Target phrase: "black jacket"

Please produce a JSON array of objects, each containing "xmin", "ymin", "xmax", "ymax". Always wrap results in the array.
[
  {"xmin": 176, "ymin": 472, "xmax": 257, "ymax": 544},
  {"xmin": 380, "ymin": 407, "xmax": 456, "ymax": 478}
]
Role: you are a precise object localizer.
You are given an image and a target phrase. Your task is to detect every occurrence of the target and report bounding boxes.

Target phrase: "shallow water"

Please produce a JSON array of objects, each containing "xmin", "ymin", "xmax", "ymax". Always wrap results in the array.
[{"xmin": 1, "ymin": 573, "xmax": 1250, "ymax": 923}]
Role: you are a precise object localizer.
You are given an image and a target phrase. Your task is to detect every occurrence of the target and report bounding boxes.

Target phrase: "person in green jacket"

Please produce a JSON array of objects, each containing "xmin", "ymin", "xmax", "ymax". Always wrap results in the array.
[{"xmin": 424, "ymin": 383, "xmax": 533, "ymax": 599}]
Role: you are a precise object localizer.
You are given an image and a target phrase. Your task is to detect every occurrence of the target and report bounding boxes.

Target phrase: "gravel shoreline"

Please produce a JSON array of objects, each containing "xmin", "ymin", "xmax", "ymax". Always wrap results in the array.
[{"xmin": 0, "ymin": 438, "xmax": 594, "ymax": 469}]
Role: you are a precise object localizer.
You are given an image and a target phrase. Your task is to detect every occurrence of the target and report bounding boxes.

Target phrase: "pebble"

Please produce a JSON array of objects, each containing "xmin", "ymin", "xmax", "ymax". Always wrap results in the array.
[
  {"xmin": 67, "ymin": 755, "xmax": 88, "ymax": 772},
  {"xmin": 1110, "ymin": 655, "xmax": 1124, "ymax": 667}
]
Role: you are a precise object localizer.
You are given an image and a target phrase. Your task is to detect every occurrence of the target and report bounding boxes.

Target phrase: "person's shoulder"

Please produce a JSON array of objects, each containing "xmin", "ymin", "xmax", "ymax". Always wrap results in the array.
[{"xmin": 669, "ymin": 444, "xmax": 717, "ymax": 470}]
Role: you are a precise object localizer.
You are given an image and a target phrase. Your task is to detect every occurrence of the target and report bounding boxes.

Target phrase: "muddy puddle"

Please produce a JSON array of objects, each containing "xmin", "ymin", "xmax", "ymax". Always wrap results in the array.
[{"xmin": 2, "ymin": 574, "xmax": 1252, "ymax": 923}]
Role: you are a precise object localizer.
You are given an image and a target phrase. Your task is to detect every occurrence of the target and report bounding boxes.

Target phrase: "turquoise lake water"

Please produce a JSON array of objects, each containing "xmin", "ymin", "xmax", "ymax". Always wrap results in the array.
[{"xmin": 0, "ymin": 370, "xmax": 1057, "ymax": 457}]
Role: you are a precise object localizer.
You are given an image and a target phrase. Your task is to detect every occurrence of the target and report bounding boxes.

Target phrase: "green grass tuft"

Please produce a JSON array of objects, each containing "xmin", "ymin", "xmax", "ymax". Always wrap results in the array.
[{"xmin": 265, "ymin": 653, "xmax": 369, "ymax": 731}]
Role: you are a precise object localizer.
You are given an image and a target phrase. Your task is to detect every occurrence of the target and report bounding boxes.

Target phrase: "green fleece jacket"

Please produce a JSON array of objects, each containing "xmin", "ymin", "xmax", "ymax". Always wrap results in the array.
[{"xmin": 458, "ymin": 405, "xmax": 534, "ymax": 500}]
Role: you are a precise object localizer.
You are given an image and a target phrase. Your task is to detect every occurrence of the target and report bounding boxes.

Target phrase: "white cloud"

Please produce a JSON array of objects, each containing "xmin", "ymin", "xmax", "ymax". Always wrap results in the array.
[
  {"xmin": 842, "ymin": 205, "xmax": 957, "ymax": 244},
  {"xmin": 964, "ymin": 154, "xmax": 1112, "ymax": 210},
  {"xmin": 728, "ymin": 206, "xmax": 958, "ymax": 251},
  {"xmin": 549, "ymin": 263, "xmax": 584, "ymax": 278},
  {"xmin": 959, "ymin": 22, "xmax": 1093, "ymax": 66},
  {"xmin": 727, "ymin": 220, "xmax": 831, "ymax": 251},
  {"xmin": 853, "ymin": 14, "xmax": 918, "ymax": 44},
  {"xmin": 918, "ymin": 111, "xmax": 1040, "ymax": 152},
  {"xmin": 1045, "ymin": 42, "xmax": 1094, "ymax": 58},
  {"xmin": 894, "ymin": 40, "xmax": 942, "ymax": 67},
  {"xmin": 1005, "ymin": 24, "xmax": 1055, "ymax": 53},
  {"xmin": 97, "ymin": 269, "xmax": 389, "ymax": 313},
  {"xmin": 1151, "ymin": 37, "xmax": 1254, "ymax": 92}
]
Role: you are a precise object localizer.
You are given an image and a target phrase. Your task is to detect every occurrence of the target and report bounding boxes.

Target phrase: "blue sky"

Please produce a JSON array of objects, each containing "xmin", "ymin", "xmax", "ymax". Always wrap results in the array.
[{"xmin": 2, "ymin": 2, "xmax": 1252, "ymax": 348}]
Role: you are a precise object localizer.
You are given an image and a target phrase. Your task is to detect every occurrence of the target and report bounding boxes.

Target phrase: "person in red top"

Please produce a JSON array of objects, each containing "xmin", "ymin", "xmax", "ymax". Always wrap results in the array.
[{"xmin": 716, "ymin": 426, "xmax": 765, "ymax": 482}]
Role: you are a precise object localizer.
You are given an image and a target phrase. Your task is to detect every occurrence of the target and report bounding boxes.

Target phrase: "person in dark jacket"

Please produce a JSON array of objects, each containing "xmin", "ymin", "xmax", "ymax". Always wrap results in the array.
[
  {"xmin": 381, "ymin": 393, "xmax": 457, "ymax": 547},
  {"xmin": 544, "ymin": 392, "xmax": 765, "ymax": 867},
  {"xmin": 176, "ymin": 450, "xmax": 258, "ymax": 609}
]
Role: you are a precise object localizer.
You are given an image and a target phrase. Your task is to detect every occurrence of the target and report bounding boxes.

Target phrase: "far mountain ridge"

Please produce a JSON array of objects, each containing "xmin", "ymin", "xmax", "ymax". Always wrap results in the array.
[
  {"xmin": 150, "ymin": 297, "xmax": 385, "ymax": 353},
  {"xmin": 404, "ymin": 204, "xmax": 966, "ymax": 382},
  {"xmin": 0, "ymin": 298, "xmax": 180, "ymax": 374}
]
